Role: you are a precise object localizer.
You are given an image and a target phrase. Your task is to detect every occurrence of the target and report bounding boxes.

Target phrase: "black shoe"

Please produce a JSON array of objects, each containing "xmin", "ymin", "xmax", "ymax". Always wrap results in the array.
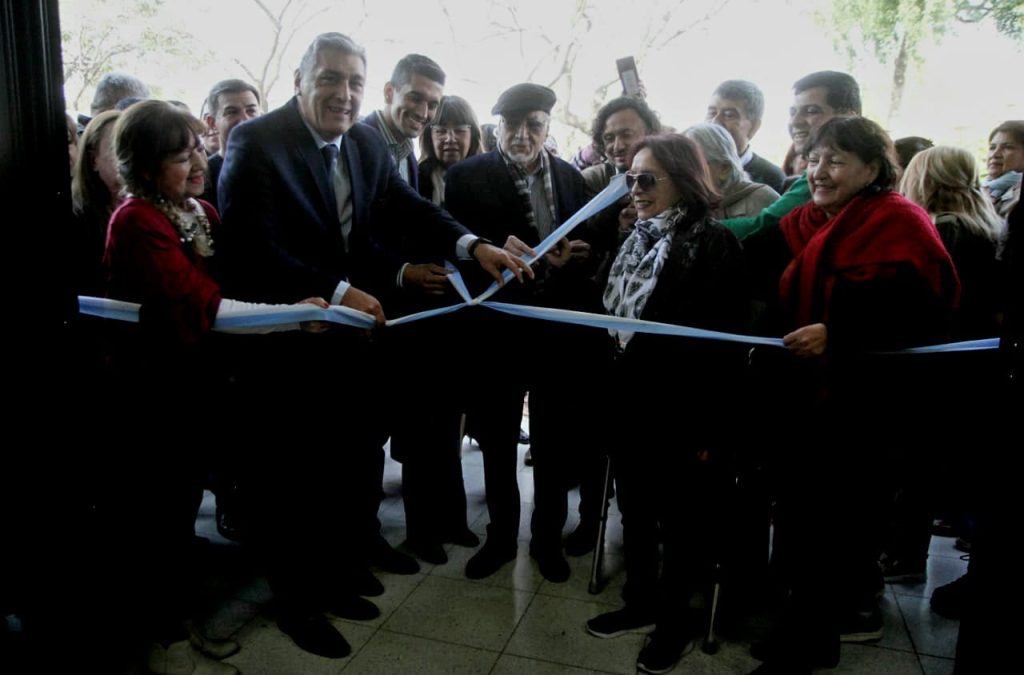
[
  {"xmin": 368, "ymin": 540, "xmax": 421, "ymax": 575},
  {"xmin": 586, "ymin": 607, "xmax": 656, "ymax": 638},
  {"xmin": 445, "ymin": 527, "xmax": 480, "ymax": 548},
  {"xmin": 931, "ymin": 572, "xmax": 970, "ymax": 619},
  {"xmin": 349, "ymin": 566, "xmax": 385, "ymax": 597},
  {"xmin": 530, "ymin": 546, "xmax": 570, "ymax": 583},
  {"xmin": 636, "ymin": 630, "xmax": 692, "ymax": 674},
  {"xmin": 839, "ymin": 608, "xmax": 883, "ymax": 643},
  {"xmin": 326, "ymin": 593, "xmax": 380, "ymax": 621},
  {"xmin": 879, "ymin": 554, "xmax": 926, "ymax": 584},
  {"xmin": 465, "ymin": 541, "xmax": 517, "ymax": 579},
  {"xmin": 564, "ymin": 521, "xmax": 598, "ymax": 557},
  {"xmin": 519, "ymin": 429, "xmax": 530, "ymax": 444},
  {"xmin": 215, "ymin": 507, "xmax": 246, "ymax": 542},
  {"xmin": 278, "ymin": 613, "xmax": 351, "ymax": 658},
  {"xmin": 407, "ymin": 538, "xmax": 448, "ymax": 565}
]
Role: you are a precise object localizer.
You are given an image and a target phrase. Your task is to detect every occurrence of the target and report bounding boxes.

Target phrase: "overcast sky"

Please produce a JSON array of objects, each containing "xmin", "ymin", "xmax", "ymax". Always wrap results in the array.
[{"xmin": 61, "ymin": 0, "xmax": 1023, "ymax": 166}]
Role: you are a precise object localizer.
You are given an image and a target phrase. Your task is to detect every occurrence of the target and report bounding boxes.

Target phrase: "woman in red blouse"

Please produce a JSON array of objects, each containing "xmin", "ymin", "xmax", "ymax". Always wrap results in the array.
[{"xmin": 102, "ymin": 100, "xmax": 325, "ymax": 675}]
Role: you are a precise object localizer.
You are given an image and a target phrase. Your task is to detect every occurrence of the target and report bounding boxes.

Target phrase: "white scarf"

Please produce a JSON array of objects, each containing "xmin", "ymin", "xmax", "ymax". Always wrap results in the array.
[{"xmin": 603, "ymin": 206, "xmax": 683, "ymax": 348}]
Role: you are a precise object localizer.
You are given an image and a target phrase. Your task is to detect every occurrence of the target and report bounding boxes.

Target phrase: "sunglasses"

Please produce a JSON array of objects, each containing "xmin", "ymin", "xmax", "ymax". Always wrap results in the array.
[{"xmin": 625, "ymin": 172, "xmax": 669, "ymax": 191}]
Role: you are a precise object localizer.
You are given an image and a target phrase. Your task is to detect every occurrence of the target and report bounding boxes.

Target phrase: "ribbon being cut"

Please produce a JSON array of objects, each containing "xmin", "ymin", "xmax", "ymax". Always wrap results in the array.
[{"xmin": 77, "ymin": 174, "xmax": 997, "ymax": 355}]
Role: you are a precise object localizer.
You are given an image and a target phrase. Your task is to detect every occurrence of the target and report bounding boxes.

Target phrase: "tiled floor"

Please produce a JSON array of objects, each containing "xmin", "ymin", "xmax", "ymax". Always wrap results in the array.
[{"xmin": 184, "ymin": 436, "xmax": 968, "ymax": 675}]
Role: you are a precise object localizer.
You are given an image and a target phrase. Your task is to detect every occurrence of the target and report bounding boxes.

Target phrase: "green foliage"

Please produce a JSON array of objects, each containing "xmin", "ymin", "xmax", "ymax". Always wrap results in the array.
[
  {"xmin": 60, "ymin": 0, "xmax": 213, "ymax": 110},
  {"xmin": 827, "ymin": 0, "xmax": 1021, "ymax": 66}
]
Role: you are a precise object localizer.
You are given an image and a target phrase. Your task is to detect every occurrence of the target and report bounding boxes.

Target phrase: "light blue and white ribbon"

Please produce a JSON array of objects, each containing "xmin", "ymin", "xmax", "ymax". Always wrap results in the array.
[{"xmin": 79, "ymin": 173, "xmax": 999, "ymax": 354}]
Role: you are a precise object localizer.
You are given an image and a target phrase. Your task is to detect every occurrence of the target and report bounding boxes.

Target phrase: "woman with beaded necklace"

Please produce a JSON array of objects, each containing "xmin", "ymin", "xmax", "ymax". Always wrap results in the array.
[{"xmin": 102, "ymin": 99, "xmax": 326, "ymax": 675}]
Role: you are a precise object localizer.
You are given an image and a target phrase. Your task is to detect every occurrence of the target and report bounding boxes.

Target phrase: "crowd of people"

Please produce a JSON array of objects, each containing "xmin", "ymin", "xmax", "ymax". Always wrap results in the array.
[{"xmin": 37, "ymin": 30, "xmax": 1023, "ymax": 675}]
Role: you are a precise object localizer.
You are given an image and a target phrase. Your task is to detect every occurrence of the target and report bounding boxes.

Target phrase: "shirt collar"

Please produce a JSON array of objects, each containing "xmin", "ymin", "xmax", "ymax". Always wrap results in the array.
[
  {"xmin": 738, "ymin": 145, "xmax": 754, "ymax": 167},
  {"xmin": 300, "ymin": 114, "xmax": 342, "ymax": 152}
]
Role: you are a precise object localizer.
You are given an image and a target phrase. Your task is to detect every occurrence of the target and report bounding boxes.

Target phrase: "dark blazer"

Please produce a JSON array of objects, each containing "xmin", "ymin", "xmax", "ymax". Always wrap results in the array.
[
  {"xmin": 745, "ymin": 152, "xmax": 786, "ymax": 194},
  {"xmin": 360, "ymin": 112, "xmax": 419, "ymax": 193},
  {"xmin": 445, "ymin": 150, "xmax": 587, "ymax": 306},
  {"xmin": 216, "ymin": 97, "xmax": 468, "ymax": 304},
  {"xmin": 200, "ymin": 153, "xmax": 223, "ymax": 211}
]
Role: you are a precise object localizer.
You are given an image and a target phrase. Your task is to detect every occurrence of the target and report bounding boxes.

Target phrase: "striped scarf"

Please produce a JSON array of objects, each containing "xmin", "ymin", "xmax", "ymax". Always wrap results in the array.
[{"xmin": 498, "ymin": 147, "xmax": 557, "ymax": 238}]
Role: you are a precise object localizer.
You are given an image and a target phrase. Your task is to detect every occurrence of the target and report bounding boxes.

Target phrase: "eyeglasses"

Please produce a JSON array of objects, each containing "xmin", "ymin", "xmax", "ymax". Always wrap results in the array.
[
  {"xmin": 625, "ymin": 172, "xmax": 669, "ymax": 191},
  {"xmin": 431, "ymin": 125, "xmax": 472, "ymax": 138}
]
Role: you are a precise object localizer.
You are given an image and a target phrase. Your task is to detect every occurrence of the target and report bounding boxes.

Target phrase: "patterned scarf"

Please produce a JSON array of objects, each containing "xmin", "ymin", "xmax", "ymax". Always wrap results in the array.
[
  {"xmin": 372, "ymin": 110, "xmax": 413, "ymax": 167},
  {"xmin": 603, "ymin": 205, "xmax": 685, "ymax": 348},
  {"xmin": 499, "ymin": 146, "xmax": 557, "ymax": 238}
]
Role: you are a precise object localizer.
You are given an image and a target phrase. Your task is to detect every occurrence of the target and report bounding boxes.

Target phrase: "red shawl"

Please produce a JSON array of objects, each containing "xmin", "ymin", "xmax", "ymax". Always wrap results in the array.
[{"xmin": 778, "ymin": 191, "xmax": 959, "ymax": 327}]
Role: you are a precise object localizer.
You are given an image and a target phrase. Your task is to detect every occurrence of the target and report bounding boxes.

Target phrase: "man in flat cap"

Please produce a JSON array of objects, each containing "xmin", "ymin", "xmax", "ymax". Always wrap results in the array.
[{"xmin": 446, "ymin": 83, "xmax": 600, "ymax": 583}]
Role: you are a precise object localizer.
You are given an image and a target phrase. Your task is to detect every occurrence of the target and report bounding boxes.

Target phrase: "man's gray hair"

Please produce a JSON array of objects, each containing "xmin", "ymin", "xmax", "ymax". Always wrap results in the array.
[
  {"xmin": 712, "ymin": 79, "xmax": 765, "ymax": 123},
  {"xmin": 90, "ymin": 72, "xmax": 151, "ymax": 115},
  {"xmin": 298, "ymin": 32, "xmax": 367, "ymax": 80},
  {"xmin": 684, "ymin": 122, "xmax": 746, "ymax": 191}
]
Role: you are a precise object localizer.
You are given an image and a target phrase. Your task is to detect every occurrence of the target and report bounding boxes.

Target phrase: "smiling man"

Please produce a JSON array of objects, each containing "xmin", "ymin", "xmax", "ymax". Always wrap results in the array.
[
  {"xmin": 216, "ymin": 33, "xmax": 530, "ymax": 661},
  {"xmin": 201, "ymin": 79, "xmax": 261, "ymax": 209},
  {"xmin": 721, "ymin": 70, "xmax": 861, "ymax": 240},
  {"xmin": 361, "ymin": 54, "xmax": 445, "ymax": 190},
  {"xmin": 445, "ymin": 83, "xmax": 594, "ymax": 585}
]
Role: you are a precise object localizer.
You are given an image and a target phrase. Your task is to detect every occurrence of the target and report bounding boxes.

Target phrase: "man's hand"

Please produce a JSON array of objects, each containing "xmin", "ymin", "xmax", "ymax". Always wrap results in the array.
[
  {"xmin": 569, "ymin": 239, "xmax": 591, "ymax": 261},
  {"xmin": 783, "ymin": 323, "xmax": 827, "ymax": 358},
  {"xmin": 503, "ymin": 235, "xmax": 536, "ymax": 259},
  {"xmin": 341, "ymin": 285, "xmax": 386, "ymax": 325},
  {"xmin": 544, "ymin": 237, "xmax": 573, "ymax": 268},
  {"xmin": 474, "ymin": 242, "xmax": 535, "ymax": 286},
  {"xmin": 403, "ymin": 263, "xmax": 452, "ymax": 296}
]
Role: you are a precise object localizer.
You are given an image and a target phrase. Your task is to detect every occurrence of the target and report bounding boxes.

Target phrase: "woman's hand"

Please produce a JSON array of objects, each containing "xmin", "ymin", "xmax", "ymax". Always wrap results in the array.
[
  {"xmin": 297, "ymin": 296, "xmax": 330, "ymax": 333},
  {"xmin": 783, "ymin": 323, "xmax": 828, "ymax": 358}
]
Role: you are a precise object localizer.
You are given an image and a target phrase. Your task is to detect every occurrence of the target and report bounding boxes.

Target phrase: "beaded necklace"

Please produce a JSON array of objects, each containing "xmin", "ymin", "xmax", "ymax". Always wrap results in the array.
[{"xmin": 150, "ymin": 195, "xmax": 215, "ymax": 257}]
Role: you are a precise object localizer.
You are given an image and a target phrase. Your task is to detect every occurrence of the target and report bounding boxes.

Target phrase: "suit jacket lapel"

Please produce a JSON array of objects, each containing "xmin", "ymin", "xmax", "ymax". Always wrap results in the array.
[{"xmin": 285, "ymin": 98, "xmax": 338, "ymax": 228}]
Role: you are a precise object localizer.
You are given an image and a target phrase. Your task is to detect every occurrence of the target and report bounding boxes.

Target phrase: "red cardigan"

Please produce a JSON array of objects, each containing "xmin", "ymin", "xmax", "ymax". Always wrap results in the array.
[{"xmin": 105, "ymin": 197, "xmax": 222, "ymax": 345}]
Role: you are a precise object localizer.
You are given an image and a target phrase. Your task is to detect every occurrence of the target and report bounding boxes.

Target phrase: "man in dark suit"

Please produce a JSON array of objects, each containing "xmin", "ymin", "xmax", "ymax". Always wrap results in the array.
[
  {"xmin": 200, "ymin": 79, "xmax": 261, "ymax": 210},
  {"xmin": 216, "ymin": 32, "xmax": 529, "ymax": 659},
  {"xmin": 445, "ymin": 83, "xmax": 595, "ymax": 583},
  {"xmin": 359, "ymin": 53, "xmax": 444, "ymax": 194}
]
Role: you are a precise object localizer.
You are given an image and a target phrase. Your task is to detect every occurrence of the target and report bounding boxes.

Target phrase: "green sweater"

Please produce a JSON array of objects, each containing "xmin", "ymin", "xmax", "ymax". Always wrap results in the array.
[{"xmin": 721, "ymin": 174, "xmax": 810, "ymax": 240}]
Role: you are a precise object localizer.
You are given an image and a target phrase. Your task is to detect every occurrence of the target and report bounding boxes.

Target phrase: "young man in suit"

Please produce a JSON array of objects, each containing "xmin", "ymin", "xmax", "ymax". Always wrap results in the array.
[{"xmin": 360, "ymin": 53, "xmax": 444, "ymax": 192}]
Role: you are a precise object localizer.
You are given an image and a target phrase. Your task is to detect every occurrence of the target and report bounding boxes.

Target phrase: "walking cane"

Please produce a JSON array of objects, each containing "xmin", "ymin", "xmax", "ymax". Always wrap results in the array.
[{"xmin": 588, "ymin": 454, "xmax": 613, "ymax": 594}]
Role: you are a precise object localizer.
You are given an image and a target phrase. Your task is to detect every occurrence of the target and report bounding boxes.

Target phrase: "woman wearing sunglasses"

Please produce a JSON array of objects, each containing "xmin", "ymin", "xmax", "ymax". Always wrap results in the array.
[
  {"xmin": 586, "ymin": 134, "xmax": 750, "ymax": 674},
  {"xmin": 742, "ymin": 117, "xmax": 959, "ymax": 672}
]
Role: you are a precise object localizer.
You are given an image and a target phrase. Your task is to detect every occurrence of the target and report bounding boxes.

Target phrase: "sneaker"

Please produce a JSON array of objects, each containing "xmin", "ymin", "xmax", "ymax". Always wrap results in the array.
[
  {"xmin": 839, "ymin": 608, "xmax": 883, "ymax": 643},
  {"xmin": 879, "ymin": 555, "xmax": 927, "ymax": 584},
  {"xmin": 636, "ymin": 630, "xmax": 693, "ymax": 674},
  {"xmin": 931, "ymin": 573, "xmax": 970, "ymax": 619},
  {"xmin": 586, "ymin": 607, "xmax": 656, "ymax": 639}
]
